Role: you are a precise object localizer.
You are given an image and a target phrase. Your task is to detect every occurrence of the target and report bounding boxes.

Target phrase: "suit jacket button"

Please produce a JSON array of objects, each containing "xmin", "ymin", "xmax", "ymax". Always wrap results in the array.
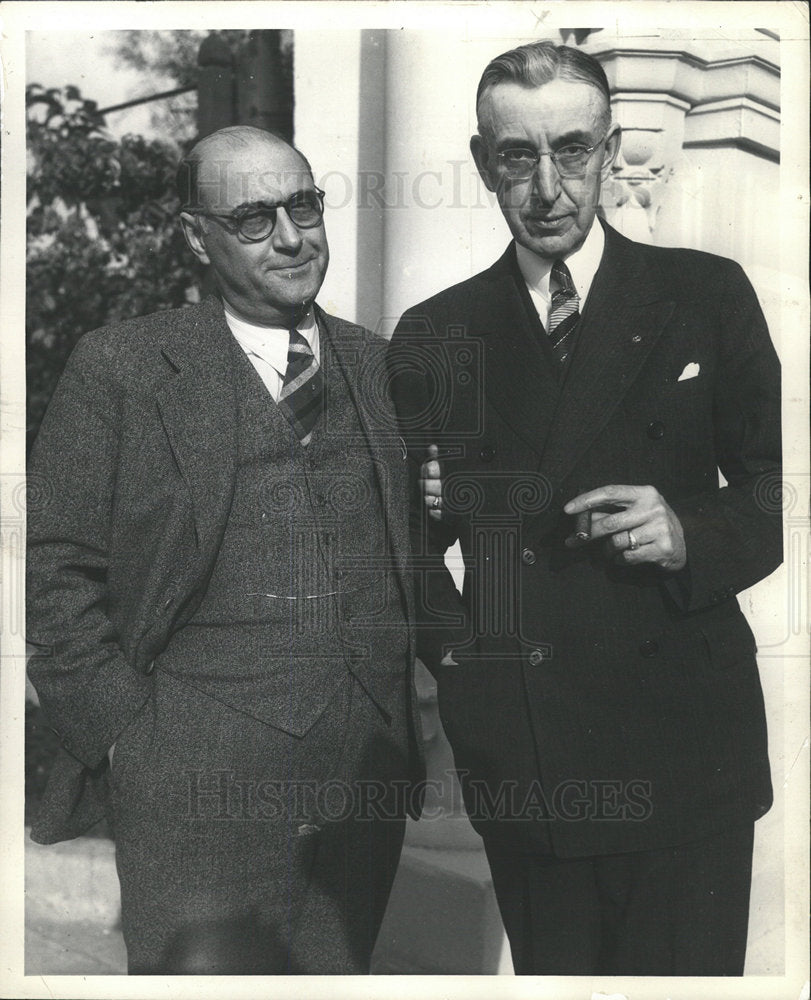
[
  {"xmin": 528, "ymin": 648, "xmax": 546, "ymax": 666},
  {"xmin": 647, "ymin": 421, "xmax": 665, "ymax": 440},
  {"xmin": 479, "ymin": 446, "xmax": 495, "ymax": 462},
  {"xmin": 639, "ymin": 639, "xmax": 659, "ymax": 657},
  {"xmin": 521, "ymin": 548, "xmax": 536, "ymax": 565}
]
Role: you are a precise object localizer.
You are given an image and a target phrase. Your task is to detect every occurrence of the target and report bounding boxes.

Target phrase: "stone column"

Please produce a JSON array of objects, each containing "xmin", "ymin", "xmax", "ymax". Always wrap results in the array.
[
  {"xmin": 589, "ymin": 32, "xmax": 781, "ymax": 276},
  {"xmin": 293, "ymin": 30, "xmax": 386, "ymax": 329},
  {"xmin": 378, "ymin": 31, "xmax": 552, "ymax": 336}
]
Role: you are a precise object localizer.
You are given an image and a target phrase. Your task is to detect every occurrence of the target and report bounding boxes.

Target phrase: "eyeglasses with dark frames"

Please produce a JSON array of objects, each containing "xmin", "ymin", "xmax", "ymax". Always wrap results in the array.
[
  {"xmin": 496, "ymin": 134, "xmax": 609, "ymax": 180},
  {"xmin": 184, "ymin": 187, "xmax": 326, "ymax": 242}
]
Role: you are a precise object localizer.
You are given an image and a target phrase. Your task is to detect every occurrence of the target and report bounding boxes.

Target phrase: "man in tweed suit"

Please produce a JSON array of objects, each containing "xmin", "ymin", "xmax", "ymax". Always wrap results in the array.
[
  {"xmin": 27, "ymin": 126, "xmax": 424, "ymax": 974},
  {"xmin": 388, "ymin": 42, "xmax": 781, "ymax": 975}
]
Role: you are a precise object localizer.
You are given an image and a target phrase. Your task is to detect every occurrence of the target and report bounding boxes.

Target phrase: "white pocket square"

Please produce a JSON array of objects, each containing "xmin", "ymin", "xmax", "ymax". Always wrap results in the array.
[{"xmin": 677, "ymin": 362, "xmax": 700, "ymax": 381}]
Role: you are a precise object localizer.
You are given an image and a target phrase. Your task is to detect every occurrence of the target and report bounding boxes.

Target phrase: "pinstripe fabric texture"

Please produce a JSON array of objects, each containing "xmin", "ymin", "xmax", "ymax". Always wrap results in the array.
[
  {"xmin": 547, "ymin": 259, "xmax": 580, "ymax": 367},
  {"xmin": 277, "ymin": 328, "xmax": 323, "ymax": 444},
  {"xmin": 388, "ymin": 223, "xmax": 781, "ymax": 860}
]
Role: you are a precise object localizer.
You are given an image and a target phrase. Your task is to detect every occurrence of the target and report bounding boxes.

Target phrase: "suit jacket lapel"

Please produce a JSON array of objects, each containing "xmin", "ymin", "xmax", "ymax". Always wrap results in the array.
[
  {"xmin": 539, "ymin": 224, "xmax": 676, "ymax": 490},
  {"xmin": 317, "ymin": 307, "xmax": 415, "ymax": 624},
  {"xmin": 155, "ymin": 297, "xmax": 238, "ymax": 557},
  {"xmin": 472, "ymin": 246, "xmax": 560, "ymax": 456}
]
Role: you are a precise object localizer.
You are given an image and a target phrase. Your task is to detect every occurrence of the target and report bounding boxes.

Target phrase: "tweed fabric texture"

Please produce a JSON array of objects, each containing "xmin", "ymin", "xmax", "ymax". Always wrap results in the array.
[
  {"xmin": 157, "ymin": 327, "xmax": 409, "ymax": 734},
  {"xmin": 27, "ymin": 295, "xmax": 425, "ymax": 851},
  {"xmin": 111, "ymin": 670, "xmax": 409, "ymax": 973},
  {"xmin": 105, "ymin": 323, "xmax": 413, "ymax": 972}
]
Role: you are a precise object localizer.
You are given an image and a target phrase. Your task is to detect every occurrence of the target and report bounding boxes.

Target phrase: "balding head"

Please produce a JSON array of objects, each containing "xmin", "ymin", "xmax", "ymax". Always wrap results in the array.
[
  {"xmin": 177, "ymin": 126, "xmax": 329, "ymax": 327},
  {"xmin": 177, "ymin": 126, "xmax": 313, "ymax": 212}
]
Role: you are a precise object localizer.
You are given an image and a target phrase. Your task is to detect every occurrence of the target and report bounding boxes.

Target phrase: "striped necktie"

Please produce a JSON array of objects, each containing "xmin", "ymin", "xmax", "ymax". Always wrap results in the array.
[
  {"xmin": 547, "ymin": 259, "xmax": 580, "ymax": 367},
  {"xmin": 277, "ymin": 328, "xmax": 324, "ymax": 445}
]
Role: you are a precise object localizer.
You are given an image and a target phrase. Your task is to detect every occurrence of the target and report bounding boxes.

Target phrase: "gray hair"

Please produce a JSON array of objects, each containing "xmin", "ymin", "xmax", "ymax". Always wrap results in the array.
[{"xmin": 476, "ymin": 41, "xmax": 611, "ymax": 138}]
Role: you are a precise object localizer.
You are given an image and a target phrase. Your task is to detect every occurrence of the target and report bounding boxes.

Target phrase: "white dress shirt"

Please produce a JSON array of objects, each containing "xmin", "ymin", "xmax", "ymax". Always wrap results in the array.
[
  {"xmin": 223, "ymin": 305, "xmax": 320, "ymax": 402},
  {"xmin": 515, "ymin": 220, "xmax": 606, "ymax": 329}
]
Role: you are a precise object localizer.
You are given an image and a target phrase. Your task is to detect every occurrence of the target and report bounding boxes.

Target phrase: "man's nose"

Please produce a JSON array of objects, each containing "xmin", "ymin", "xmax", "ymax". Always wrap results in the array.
[
  {"xmin": 271, "ymin": 208, "xmax": 304, "ymax": 252},
  {"xmin": 531, "ymin": 153, "xmax": 561, "ymax": 204}
]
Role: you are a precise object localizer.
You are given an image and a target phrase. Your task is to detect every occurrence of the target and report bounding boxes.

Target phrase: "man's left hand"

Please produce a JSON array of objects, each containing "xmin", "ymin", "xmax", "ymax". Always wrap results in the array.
[
  {"xmin": 564, "ymin": 485, "xmax": 687, "ymax": 571},
  {"xmin": 420, "ymin": 444, "xmax": 443, "ymax": 521}
]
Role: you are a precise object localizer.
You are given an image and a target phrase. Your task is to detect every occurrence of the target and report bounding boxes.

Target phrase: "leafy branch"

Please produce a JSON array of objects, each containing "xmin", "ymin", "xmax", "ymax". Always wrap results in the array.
[{"xmin": 26, "ymin": 83, "xmax": 202, "ymax": 449}]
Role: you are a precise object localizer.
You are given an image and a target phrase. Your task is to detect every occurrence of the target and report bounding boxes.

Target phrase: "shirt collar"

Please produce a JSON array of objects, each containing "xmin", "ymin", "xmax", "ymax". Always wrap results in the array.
[
  {"xmin": 223, "ymin": 304, "xmax": 317, "ymax": 377},
  {"xmin": 515, "ymin": 218, "xmax": 605, "ymax": 304}
]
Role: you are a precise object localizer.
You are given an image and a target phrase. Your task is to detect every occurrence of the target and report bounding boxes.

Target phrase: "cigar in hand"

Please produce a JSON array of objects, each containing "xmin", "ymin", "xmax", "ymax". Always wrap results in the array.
[{"xmin": 573, "ymin": 509, "xmax": 592, "ymax": 541}]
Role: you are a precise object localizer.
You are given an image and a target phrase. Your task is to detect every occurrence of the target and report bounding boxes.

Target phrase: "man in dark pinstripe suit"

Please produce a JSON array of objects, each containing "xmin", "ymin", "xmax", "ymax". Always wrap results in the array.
[{"xmin": 389, "ymin": 41, "xmax": 781, "ymax": 975}]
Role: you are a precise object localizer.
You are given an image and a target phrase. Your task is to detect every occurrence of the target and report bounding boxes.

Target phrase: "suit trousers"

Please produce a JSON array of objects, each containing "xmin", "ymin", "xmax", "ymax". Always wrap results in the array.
[
  {"xmin": 109, "ymin": 668, "xmax": 408, "ymax": 974},
  {"xmin": 484, "ymin": 822, "xmax": 754, "ymax": 976}
]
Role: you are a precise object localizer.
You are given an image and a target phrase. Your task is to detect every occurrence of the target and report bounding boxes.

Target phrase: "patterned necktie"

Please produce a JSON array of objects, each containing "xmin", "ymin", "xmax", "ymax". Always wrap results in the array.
[
  {"xmin": 547, "ymin": 259, "xmax": 580, "ymax": 367},
  {"xmin": 277, "ymin": 328, "xmax": 323, "ymax": 445}
]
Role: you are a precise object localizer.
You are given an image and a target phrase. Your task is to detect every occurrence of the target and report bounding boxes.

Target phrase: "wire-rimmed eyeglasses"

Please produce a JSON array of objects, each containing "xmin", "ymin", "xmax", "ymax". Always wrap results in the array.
[
  {"xmin": 184, "ymin": 187, "xmax": 326, "ymax": 242},
  {"xmin": 496, "ymin": 134, "xmax": 608, "ymax": 180}
]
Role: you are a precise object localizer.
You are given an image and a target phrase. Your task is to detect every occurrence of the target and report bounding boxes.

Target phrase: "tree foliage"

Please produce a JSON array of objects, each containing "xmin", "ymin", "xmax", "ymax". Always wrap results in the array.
[
  {"xmin": 101, "ymin": 30, "xmax": 293, "ymax": 140},
  {"xmin": 26, "ymin": 84, "xmax": 202, "ymax": 449},
  {"xmin": 104, "ymin": 29, "xmax": 254, "ymax": 88}
]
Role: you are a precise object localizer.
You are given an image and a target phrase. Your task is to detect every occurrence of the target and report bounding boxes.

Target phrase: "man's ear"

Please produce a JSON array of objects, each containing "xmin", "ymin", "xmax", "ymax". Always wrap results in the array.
[
  {"xmin": 600, "ymin": 123, "xmax": 622, "ymax": 182},
  {"xmin": 179, "ymin": 212, "xmax": 211, "ymax": 266},
  {"xmin": 470, "ymin": 134, "xmax": 497, "ymax": 193}
]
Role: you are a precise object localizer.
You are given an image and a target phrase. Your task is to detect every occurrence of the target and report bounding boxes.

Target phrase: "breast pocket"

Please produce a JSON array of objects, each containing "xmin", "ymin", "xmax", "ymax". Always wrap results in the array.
[
  {"xmin": 659, "ymin": 376, "xmax": 715, "ymax": 441},
  {"xmin": 660, "ymin": 373, "xmax": 711, "ymax": 402}
]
